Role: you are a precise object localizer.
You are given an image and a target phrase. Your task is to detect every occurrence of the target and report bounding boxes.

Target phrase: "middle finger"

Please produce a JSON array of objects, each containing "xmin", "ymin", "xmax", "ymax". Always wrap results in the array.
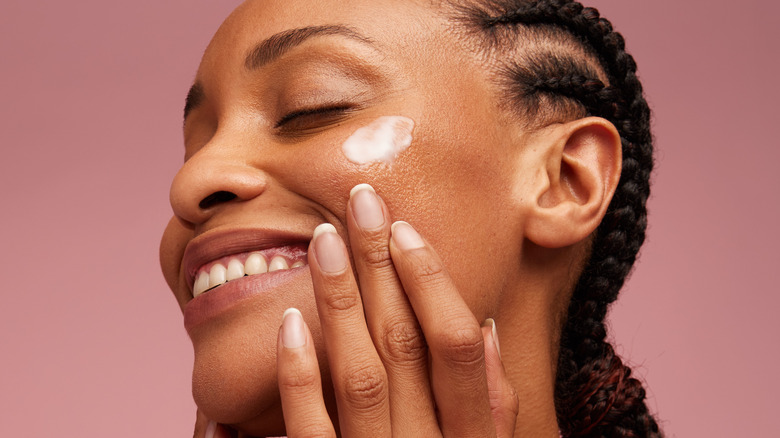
[
  {"xmin": 346, "ymin": 184, "xmax": 439, "ymax": 435},
  {"xmin": 309, "ymin": 223, "xmax": 391, "ymax": 438}
]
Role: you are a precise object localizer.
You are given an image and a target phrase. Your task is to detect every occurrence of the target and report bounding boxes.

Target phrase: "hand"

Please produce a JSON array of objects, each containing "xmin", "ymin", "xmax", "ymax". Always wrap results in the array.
[
  {"xmin": 276, "ymin": 184, "xmax": 519, "ymax": 437},
  {"xmin": 192, "ymin": 409, "xmax": 237, "ymax": 438}
]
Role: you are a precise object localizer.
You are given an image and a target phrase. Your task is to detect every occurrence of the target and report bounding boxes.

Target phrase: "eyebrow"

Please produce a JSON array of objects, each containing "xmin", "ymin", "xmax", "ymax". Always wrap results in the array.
[
  {"xmin": 183, "ymin": 82, "xmax": 204, "ymax": 121},
  {"xmin": 245, "ymin": 24, "xmax": 374, "ymax": 70},
  {"xmin": 184, "ymin": 25, "xmax": 374, "ymax": 121}
]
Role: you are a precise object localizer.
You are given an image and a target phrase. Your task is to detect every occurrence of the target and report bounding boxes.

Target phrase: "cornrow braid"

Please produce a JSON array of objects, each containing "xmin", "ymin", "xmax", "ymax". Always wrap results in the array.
[{"xmin": 455, "ymin": 0, "xmax": 661, "ymax": 436}]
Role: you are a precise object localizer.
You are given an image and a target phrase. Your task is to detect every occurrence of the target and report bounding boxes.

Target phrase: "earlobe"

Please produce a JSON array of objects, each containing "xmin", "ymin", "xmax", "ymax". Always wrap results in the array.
[{"xmin": 524, "ymin": 117, "xmax": 622, "ymax": 248}]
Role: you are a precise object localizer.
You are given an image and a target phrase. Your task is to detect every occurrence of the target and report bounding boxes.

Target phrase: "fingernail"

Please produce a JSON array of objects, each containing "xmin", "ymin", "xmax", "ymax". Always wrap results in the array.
[
  {"xmin": 483, "ymin": 318, "xmax": 501, "ymax": 359},
  {"xmin": 204, "ymin": 420, "xmax": 217, "ymax": 438},
  {"xmin": 391, "ymin": 221, "xmax": 425, "ymax": 250},
  {"xmin": 282, "ymin": 308, "xmax": 306, "ymax": 349},
  {"xmin": 350, "ymin": 184, "xmax": 384, "ymax": 229},
  {"xmin": 313, "ymin": 223, "xmax": 347, "ymax": 273}
]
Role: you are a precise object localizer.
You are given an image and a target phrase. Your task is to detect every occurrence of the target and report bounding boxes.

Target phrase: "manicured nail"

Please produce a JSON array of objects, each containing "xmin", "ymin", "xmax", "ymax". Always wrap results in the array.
[
  {"xmin": 483, "ymin": 318, "xmax": 501, "ymax": 359},
  {"xmin": 391, "ymin": 221, "xmax": 425, "ymax": 250},
  {"xmin": 204, "ymin": 420, "xmax": 217, "ymax": 438},
  {"xmin": 350, "ymin": 184, "xmax": 384, "ymax": 229},
  {"xmin": 282, "ymin": 308, "xmax": 306, "ymax": 349},
  {"xmin": 313, "ymin": 223, "xmax": 347, "ymax": 273}
]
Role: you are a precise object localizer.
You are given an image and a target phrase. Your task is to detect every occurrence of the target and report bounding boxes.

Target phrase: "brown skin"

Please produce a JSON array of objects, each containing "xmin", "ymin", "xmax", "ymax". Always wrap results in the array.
[{"xmin": 160, "ymin": 0, "xmax": 622, "ymax": 436}]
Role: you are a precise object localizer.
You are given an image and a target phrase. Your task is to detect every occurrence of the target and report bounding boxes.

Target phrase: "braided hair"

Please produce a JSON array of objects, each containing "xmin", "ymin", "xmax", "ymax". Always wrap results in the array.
[{"xmin": 451, "ymin": 1, "xmax": 661, "ymax": 436}]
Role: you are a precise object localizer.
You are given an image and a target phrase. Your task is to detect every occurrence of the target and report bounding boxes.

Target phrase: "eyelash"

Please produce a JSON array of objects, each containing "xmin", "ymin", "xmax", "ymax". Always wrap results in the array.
[{"xmin": 274, "ymin": 104, "xmax": 355, "ymax": 129}]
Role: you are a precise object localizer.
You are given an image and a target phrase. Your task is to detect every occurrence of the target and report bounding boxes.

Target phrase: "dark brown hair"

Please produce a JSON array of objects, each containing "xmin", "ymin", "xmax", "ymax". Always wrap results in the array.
[{"xmin": 453, "ymin": 1, "xmax": 662, "ymax": 436}]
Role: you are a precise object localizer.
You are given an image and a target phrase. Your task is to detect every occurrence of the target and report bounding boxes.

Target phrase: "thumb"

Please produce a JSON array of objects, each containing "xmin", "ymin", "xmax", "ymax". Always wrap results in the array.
[{"xmin": 194, "ymin": 410, "xmax": 238, "ymax": 438}]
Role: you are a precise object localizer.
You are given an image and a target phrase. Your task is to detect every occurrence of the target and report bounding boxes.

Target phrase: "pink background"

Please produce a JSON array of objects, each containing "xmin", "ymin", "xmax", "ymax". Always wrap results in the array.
[{"xmin": 1, "ymin": 0, "xmax": 778, "ymax": 436}]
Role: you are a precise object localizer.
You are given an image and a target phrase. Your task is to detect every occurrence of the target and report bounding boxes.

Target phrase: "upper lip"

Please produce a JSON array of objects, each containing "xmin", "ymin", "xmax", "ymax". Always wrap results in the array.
[{"xmin": 182, "ymin": 227, "xmax": 313, "ymax": 293}]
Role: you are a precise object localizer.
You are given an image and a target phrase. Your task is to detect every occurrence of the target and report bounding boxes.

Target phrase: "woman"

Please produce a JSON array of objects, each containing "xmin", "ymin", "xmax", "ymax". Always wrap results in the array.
[{"xmin": 160, "ymin": 0, "xmax": 662, "ymax": 436}]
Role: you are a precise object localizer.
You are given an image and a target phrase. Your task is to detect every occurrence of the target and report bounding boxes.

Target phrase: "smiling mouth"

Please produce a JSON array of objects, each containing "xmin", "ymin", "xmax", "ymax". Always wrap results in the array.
[{"xmin": 192, "ymin": 246, "xmax": 309, "ymax": 298}]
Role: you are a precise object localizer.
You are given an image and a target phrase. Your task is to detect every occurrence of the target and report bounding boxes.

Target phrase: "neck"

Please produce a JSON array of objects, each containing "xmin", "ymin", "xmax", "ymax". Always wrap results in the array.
[{"xmin": 496, "ymin": 249, "xmax": 575, "ymax": 437}]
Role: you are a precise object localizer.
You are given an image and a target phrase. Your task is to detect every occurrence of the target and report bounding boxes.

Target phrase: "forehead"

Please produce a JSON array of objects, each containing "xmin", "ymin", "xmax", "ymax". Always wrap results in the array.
[
  {"xmin": 201, "ymin": 0, "xmax": 449, "ymax": 66},
  {"xmin": 190, "ymin": 0, "xmax": 486, "ymax": 119}
]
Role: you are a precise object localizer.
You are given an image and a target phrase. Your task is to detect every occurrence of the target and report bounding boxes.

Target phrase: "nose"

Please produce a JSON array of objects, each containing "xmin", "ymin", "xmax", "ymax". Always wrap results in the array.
[{"xmin": 169, "ymin": 144, "xmax": 268, "ymax": 224}]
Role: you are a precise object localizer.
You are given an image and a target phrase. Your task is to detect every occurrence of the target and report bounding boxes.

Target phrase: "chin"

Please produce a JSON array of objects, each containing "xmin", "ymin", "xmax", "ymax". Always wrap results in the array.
[
  {"xmin": 191, "ymin": 321, "xmax": 280, "ymax": 426},
  {"xmin": 186, "ymin": 268, "xmax": 330, "ymax": 435},
  {"xmin": 191, "ymin": 323, "xmax": 333, "ymax": 436}
]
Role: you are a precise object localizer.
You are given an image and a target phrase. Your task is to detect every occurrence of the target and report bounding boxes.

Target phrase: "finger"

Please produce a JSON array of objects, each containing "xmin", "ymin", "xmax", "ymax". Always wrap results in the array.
[
  {"xmin": 389, "ymin": 221, "xmax": 495, "ymax": 437},
  {"xmin": 346, "ymin": 184, "xmax": 438, "ymax": 434},
  {"xmin": 277, "ymin": 308, "xmax": 336, "ymax": 438},
  {"xmin": 483, "ymin": 319, "xmax": 519, "ymax": 438},
  {"xmin": 309, "ymin": 224, "xmax": 391, "ymax": 438},
  {"xmin": 193, "ymin": 410, "xmax": 237, "ymax": 438}
]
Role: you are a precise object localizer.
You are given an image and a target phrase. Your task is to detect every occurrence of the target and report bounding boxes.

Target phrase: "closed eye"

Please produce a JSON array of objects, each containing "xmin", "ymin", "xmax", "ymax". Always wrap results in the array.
[{"xmin": 274, "ymin": 104, "xmax": 355, "ymax": 129}]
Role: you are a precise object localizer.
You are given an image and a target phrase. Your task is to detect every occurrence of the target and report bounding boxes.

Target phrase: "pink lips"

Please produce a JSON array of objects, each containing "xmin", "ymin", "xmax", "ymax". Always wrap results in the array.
[
  {"xmin": 181, "ymin": 227, "xmax": 313, "ymax": 331},
  {"xmin": 183, "ymin": 228, "xmax": 311, "ymax": 290},
  {"xmin": 183, "ymin": 266, "xmax": 309, "ymax": 331}
]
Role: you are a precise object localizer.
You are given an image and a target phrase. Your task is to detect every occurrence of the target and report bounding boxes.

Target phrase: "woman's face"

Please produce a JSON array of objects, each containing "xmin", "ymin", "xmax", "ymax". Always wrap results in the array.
[{"xmin": 160, "ymin": 0, "xmax": 532, "ymax": 432}]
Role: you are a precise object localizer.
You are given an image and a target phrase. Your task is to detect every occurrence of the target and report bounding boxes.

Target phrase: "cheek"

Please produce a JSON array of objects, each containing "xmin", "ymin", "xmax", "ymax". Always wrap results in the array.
[
  {"xmin": 377, "ymin": 121, "xmax": 523, "ymax": 319},
  {"xmin": 283, "ymin": 113, "xmax": 519, "ymax": 314},
  {"xmin": 160, "ymin": 216, "xmax": 193, "ymax": 309},
  {"xmin": 272, "ymin": 116, "xmax": 420, "ymax": 224},
  {"xmin": 341, "ymin": 116, "xmax": 415, "ymax": 165}
]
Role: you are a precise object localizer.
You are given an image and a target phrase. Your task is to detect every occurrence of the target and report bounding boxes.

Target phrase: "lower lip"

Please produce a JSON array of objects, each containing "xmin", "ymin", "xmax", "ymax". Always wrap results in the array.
[{"xmin": 183, "ymin": 266, "xmax": 309, "ymax": 332}]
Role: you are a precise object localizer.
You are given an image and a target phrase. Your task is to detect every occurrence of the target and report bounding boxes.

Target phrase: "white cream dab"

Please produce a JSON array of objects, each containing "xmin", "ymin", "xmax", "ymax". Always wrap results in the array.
[{"xmin": 341, "ymin": 116, "xmax": 415, "ymax": 165}]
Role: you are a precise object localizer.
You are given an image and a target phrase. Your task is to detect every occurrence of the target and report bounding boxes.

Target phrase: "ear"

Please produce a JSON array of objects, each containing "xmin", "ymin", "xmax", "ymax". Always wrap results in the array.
[{"xmin": 523, "ymin": 117, "xmax": 622, "ymax": 248}]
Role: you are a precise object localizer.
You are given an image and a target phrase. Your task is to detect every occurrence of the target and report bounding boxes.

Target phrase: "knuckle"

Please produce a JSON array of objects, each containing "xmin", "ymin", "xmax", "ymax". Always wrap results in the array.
[
  {"xmin": 508, "ymin": 384, "xmax": 520, "ymax": 415},
  {"xmin": 321, "ymin": 285, "xmax": 359, "ymax": 312},
  {"xmin": 407, "ymin": 256, "xmax": 448, "ymax": 287},
  {"xmin": 381, "ymin": 320, "xmax": 427, "ymax": 364},
  {"xmin": 491, "ymin": 382, "xmax": 520, "ymax": 416},
  {"xmin": 278, "ymin": 366, "xmax": 319, "ymax": 393},
  {"xmin": 338, "ymin": 364, "xmax": 388, "ymax": 411},
  {"xmin": 435, "ymin": 325, "xmax": 485, "ymax": 367},
  {"xmin": 359, "ymin": 238, "xmax": 394, "ymax": 270}
]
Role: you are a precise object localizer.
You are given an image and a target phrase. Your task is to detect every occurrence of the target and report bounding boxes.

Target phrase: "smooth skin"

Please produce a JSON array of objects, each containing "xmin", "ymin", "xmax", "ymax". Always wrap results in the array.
[
  {"xmin": 282, "ymin": 185, "xmax": 517, "ymax": 437},
  {"xmin": 161, "ymin": 0, "xmax": 622, "ymax": 436},
  {"xmin": 193, "ymin": 187, "xmax": 518, "ymax": 437}
]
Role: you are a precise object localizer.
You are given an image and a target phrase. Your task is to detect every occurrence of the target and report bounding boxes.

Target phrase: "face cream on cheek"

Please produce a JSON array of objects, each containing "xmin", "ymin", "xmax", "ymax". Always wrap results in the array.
[{"xmin": 341, "ymin": 116, "xmax": 415, "ymax": 165}]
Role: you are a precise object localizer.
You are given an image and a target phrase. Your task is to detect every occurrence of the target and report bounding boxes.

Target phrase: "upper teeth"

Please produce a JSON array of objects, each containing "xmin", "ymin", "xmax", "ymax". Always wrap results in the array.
[{"xmin": 193, "ymin": 252, "xmax": 307, "ymax": 298}]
